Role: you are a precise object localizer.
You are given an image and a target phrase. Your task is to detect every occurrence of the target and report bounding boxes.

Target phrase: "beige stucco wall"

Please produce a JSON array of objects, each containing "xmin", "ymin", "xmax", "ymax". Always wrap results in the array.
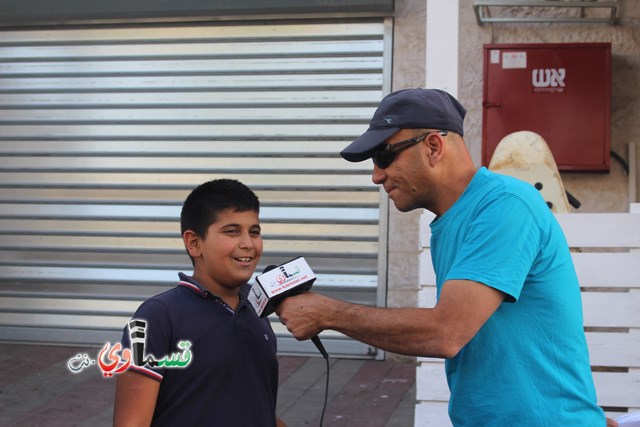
[
  {"xmin": 458, "ymin": 0, "xmax": 640, "ymax": 212},
  {"xmin": 385, "ymin": 0, "xmax": 640, "ymax": 361}
]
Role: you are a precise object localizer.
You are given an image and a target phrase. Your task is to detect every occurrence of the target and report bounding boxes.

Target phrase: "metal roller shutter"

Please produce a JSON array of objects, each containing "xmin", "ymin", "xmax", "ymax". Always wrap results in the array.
[{"xmin": 0, "ymin": 20, "xmax": 390, "ymax": 358}]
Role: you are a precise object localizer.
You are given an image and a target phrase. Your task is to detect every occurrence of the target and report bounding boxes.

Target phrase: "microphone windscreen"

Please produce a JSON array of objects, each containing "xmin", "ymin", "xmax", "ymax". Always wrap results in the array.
[{"xmin": 262, "ymin": 265, "xmax": 278, "ymax": 274}]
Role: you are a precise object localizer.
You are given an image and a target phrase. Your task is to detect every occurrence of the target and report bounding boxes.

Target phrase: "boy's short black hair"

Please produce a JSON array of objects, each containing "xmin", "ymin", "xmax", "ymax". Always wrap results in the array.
[{"xmin": 180, "ymin": 179, "xmax": 260, "ymax": 239}]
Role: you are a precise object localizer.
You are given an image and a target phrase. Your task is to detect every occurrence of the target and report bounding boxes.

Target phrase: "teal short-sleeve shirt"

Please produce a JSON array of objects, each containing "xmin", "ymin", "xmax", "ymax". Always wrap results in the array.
[{"xmin": 430, "ymin": 167, "xmax": 604, "ymax": 426}]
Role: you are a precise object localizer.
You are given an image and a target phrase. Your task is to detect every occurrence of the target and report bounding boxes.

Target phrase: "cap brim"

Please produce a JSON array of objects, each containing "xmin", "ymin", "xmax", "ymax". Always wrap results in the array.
[{"xmin": 340, "ymin": 127, "xmax": 399, "ymax": 162}]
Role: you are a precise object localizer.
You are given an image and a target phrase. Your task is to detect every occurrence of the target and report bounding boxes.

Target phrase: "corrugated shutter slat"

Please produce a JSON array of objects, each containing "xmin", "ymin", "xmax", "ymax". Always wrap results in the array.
[{"xmin": 0, "ymin": 20, "xmax": 387, "ymax": 357}]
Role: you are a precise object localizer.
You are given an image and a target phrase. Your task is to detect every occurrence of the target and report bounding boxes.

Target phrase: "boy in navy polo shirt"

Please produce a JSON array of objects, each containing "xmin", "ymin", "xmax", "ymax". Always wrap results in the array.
[{"xmin": 114, "ymin": 179, "xmax": 286, "ymax": 427}]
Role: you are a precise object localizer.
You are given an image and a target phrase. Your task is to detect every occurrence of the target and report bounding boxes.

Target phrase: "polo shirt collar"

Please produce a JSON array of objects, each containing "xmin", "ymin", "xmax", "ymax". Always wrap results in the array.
[
  {"xmin": 177, "ymin": 272, "xmax": 250, "ymax": 303},
  {"xmin": 178, "ymin": 272, "xmax": 210, "ymax": 298}
]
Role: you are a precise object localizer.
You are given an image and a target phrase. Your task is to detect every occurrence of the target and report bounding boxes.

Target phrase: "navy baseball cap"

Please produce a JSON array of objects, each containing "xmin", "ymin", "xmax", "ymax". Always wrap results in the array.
[{"xmin": 340, "ymin": 88, "xmax": 467, "ymax": 162}]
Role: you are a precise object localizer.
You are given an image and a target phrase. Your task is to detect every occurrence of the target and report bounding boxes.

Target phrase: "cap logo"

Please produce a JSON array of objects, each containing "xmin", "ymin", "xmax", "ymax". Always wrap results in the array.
[{"xmin": 383, "ymin": 117, "xmax": 393, "ymax": 124}]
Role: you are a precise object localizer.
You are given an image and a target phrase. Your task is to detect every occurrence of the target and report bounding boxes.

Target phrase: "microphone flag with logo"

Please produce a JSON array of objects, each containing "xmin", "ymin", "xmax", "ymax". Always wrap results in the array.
[
  {"xmin": 248, "ymin": 256, "xmax": 328, "ymax": 359},
  {"xmin": 248, "ymin": 256, "xmax": 316, "ymax": 318}
]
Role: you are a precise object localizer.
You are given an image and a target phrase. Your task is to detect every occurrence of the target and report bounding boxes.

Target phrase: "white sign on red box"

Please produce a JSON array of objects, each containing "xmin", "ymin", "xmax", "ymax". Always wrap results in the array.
[{"xmin": 502, "ymin": 51, "xmax": 527, "ymax": 69}]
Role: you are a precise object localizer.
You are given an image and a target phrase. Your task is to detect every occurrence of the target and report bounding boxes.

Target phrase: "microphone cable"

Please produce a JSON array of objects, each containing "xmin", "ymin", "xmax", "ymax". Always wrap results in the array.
[
  {"xmin": 257, "ymin": 262, "xmax": 331, "ymax": 425},
  {"xmin": 318, "ymin": 342, "xmax": 330, "ymax": 427}
]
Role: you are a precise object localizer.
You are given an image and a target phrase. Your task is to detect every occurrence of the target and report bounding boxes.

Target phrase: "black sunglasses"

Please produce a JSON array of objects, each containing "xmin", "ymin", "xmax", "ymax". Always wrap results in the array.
[{"xmin": 372, "ymin": 130, "xmax": 448, "ymax": 169}]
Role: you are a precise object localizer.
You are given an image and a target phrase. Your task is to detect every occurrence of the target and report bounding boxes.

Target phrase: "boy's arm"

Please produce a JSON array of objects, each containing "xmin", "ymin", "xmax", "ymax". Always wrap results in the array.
[
  {"xmin": 113, "ymin": 371, "xmax": 160, "ymax": 427},
  {"xmin": 276, "ymin": 416, "xmax": 288, "ymax": 427}
]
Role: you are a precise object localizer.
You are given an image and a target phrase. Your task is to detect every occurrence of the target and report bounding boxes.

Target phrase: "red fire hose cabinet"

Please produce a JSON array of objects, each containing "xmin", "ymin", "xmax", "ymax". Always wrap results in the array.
[{"xmin": 482, "ymin": 43, "xmax": 611, "ymax": 172}]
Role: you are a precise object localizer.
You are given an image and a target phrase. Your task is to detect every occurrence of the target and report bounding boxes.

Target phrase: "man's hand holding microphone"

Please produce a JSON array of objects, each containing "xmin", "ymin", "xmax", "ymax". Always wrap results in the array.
[
  {"xmin": 275, "ymin": 291, "xmax": 332, "ymax": 341},
  {"xmin": 248, "ymin": 257, "xmax": 329, "ymax": 358}
]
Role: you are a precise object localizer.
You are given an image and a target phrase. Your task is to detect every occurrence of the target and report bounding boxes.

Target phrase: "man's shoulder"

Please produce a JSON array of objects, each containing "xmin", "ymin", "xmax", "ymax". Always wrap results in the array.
[
  {"xmin": 480, "ymin": 168, "xmax": 548, "ymax": 208},
  {"xmin": 483, "ymin": 167, "xmax": 532, "ymax": 190}
]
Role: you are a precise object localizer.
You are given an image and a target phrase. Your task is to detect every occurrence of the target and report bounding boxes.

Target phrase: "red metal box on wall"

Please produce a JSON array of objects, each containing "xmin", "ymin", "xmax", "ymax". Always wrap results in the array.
[{"xmin": 482, "ymin": 43, "xmax": 611, "ymax": 172}]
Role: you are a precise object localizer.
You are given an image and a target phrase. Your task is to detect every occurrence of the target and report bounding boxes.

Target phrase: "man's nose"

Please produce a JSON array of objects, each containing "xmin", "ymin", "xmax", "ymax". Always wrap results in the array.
[{"xmin": 372, "ymin": 163, "xmax": 386, "ymax": 185}]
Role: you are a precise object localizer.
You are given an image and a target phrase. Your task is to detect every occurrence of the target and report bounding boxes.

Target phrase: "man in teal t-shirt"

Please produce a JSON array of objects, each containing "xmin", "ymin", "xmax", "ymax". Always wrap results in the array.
[
  {"xmin": 431, "ymin": 166, "xmax": 601, "ymax": 425},
  {"xmin": 276, "ymin": 88, "xmax": 612, "ymax": 426}
]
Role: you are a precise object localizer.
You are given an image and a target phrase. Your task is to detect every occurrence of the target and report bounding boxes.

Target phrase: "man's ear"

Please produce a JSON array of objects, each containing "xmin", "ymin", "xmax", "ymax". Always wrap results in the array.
[
  {"xmin": 425, "ymin": 132, "xmax": 445, "ymax": 164},
  {"xmin": 183, "ymin": 230, "xmax": 202, "ymax": 258}
]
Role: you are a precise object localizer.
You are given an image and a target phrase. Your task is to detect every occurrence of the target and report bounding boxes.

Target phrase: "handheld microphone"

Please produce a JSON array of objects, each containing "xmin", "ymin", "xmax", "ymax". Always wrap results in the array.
[{"xmin": 248, "ymin": 256, "xmax": 329, "ymax": 359}]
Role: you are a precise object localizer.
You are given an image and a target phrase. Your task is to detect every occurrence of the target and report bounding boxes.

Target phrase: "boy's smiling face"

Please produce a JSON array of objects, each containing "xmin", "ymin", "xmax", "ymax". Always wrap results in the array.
[{"xmin": 185, "ymin": 208, "xmax": 262, "ymax": 298}]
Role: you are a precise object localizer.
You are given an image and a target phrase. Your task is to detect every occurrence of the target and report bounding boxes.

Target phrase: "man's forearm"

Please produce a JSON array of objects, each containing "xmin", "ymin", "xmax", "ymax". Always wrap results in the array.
[
  {"xmin": 278, "ymin": 281, "xmax": 503, "ymax": 359},
  {"xmin": 319, "ymin": 298, "xmax": 451, "ymax": 357}
]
